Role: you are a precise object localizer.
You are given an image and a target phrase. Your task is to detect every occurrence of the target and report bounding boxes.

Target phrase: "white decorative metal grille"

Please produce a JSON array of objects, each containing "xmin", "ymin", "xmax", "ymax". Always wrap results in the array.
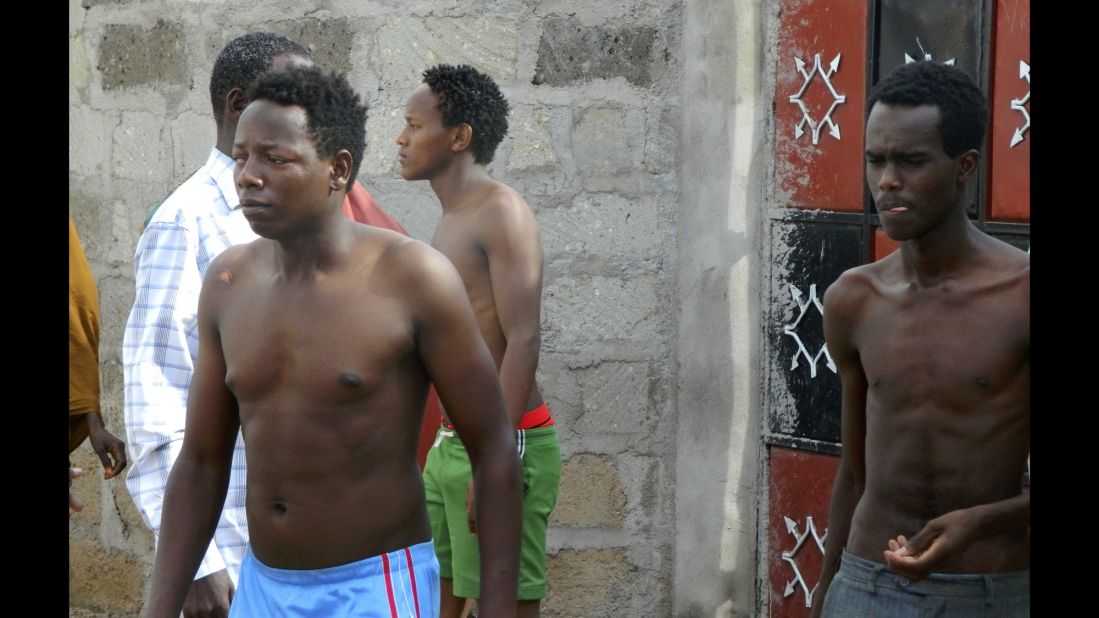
[
  {"xmin": 783, "ymin": 284, "xmax": 836, "ymax": 378},
  {"xmin": 789, "ymin": 52, "xmax": 847, "ymax": 145},
  {"xmin": 1010, "ymin": 60, "xmax": 1031, "ymax": 148},
  {"xmin": 904, "ymin": 37, "xmax": 956, "ymax": 66},
  {"xmin": 781, "ymin": 515, "xmax": 829, "ymax": 608}
]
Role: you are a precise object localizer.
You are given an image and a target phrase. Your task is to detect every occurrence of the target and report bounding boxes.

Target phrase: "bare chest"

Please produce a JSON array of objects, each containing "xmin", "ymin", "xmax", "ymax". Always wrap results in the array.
[
  {"xmin": 217, "ymin": 279, "xmax": 415, "ymax": 405},
  {"xmin": 432, "ymin": 217, "xmax": 494, "ymax": 308},
  {"xmin": 856, "ymin": 285, "xmax": 1028, "ymax": 409}
]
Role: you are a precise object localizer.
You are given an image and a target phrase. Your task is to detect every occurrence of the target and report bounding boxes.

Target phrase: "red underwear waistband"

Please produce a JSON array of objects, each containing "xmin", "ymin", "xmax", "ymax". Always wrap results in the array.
[
  {"xmin": 517, "ymin": 403, "xmax": 555, "ymax": 430},
  {"xmin": 442, "ymin": 402, "xmax": 555, "ymax": 431}
]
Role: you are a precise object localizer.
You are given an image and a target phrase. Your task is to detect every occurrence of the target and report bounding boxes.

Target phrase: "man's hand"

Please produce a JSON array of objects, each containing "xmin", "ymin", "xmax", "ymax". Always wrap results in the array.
[
  {"xmin": 883, "ymin": 507, "xmax": 980, "ymax": 581},
  {"xmin": 87, "ymin": 413, "xmax": 128, "ymax": 479},
  {"xmin": 466, "ymin": 478, "xmax": 477, "ymax": 535},
  {"xmin": 69, "ymin": 467, "xmax": 84, "ymax": 516},
  {"xmin": 183, "ymin": 570, "xmax": 234, "ymax": 618}
]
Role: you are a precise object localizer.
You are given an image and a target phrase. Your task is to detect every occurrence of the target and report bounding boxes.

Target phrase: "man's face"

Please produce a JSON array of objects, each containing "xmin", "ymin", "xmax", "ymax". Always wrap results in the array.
[
  {"xmin": 395, "ymin": 84, "xmax": 455, "ymax": 181},
  {"xmin": 865, "ymin": 103, "xmax": 971, "ymax": 242},
  {"xmin": 232, "ymin": 100, "xmax": 333, "ymax": 238}
]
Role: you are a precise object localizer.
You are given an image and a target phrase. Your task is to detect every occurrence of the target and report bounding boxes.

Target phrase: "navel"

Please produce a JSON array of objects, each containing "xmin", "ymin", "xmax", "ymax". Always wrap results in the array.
[
  {"xmin": 975, "ymin": 377, "xmax": 991, "ymax": 388},
  {"xmin": 271, "ymin": 500, "xmax": 287, "ymax": 515},
  {"xmin": 339, "ymin": 372, "xmax": 363, "ymax": 388}
]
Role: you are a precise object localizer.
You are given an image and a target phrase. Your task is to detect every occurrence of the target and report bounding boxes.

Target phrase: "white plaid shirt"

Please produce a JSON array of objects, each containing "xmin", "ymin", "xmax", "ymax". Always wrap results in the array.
[{"xmin": 123, "ymin": 147, "xmax": 256, "ymax": 585}]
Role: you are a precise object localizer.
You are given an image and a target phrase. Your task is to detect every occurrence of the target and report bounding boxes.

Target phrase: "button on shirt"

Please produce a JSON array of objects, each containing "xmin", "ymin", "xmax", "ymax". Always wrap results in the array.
[{"xmin": 123, "ymin": 147, "xmax": 255, "ymax": 585}]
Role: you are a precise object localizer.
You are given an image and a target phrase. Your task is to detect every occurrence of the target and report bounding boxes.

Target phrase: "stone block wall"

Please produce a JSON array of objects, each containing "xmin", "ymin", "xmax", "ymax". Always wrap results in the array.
[{"xmin": 69, "ymin": 1, "xmax": 684, "ymax": 615}]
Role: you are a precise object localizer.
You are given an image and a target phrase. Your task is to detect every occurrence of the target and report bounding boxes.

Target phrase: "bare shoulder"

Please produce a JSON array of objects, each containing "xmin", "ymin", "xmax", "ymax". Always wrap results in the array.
[
  {"xmin": 203, "ymin": 242, "xmax": 258, "ymax": 290},
  {"xmin": 372, "ymin": 231, "xmax": 465, "ymax": 303},
  {"xmin": 982, "ymin": 234, "xmax": 1030, "ymax": 285},
  {"xmin": 350, "ymin": 223, "xmax": 410, "ymax": 256},
  {"xmin": 198, "ymin": 242, "xmax": 266, "ymax": 324},
  {"xmin": 476, "ymin": 181, "xmax": 537, "ymax": 227},
  {"xmin": 823, "ymin": 260, "xmax": 886, "ymax": 315},
  {"xmin": 479, "ymin": 180, "xmax": 526, "ymax": 207}
]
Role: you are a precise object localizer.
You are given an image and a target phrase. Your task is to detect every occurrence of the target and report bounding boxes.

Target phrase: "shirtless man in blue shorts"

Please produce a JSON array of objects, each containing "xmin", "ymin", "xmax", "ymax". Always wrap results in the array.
[{"xmin": 142, "ymin": 65, "xmax": 521, "ymax": 618}]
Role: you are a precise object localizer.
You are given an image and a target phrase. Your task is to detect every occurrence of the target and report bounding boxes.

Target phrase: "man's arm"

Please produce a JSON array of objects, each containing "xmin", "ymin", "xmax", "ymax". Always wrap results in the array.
[
  {"xmin": 479, "ymin": 195, "xmax": 544, "ymax": 428},
  {"xmin": 69, "ymin": 467, "xmax": 84, "ymax": 516},
  {"xmin": 400, "ymin": 240, "xmax": 522, "ymax": 616},
  {"xmin": 810, "ymin": 275, "xmax": 868, "ymax": 618},
  {"xmin": 885, "ymin": 263, "xmax": 1031, "ymax": 581},
  {"xmin": 123, "ymin": 221, "xmax": 236, "ymax": 611},
  {"xmin": 85, "ymin": 412, "xmax": 128, "ymax": 479},
  {"xmin": 69, "ymin": 220, "xmax": 127, "ymax": 481},
  {"xmin": 144, "ymin": 254, "xmax": 242, "ymax": 618},
  {"xmin": 884, "ymin": 484, "xmax": 1030, "ymax": 580}
]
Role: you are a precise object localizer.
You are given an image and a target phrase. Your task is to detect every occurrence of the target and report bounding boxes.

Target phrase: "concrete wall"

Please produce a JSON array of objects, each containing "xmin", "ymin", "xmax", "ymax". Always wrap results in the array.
[
  {"xmin": 69, "ymin": 0, "xmax": 705, "ymax": 616},
  {"xmin": 673, "ymin": 0, "xmax": 769, "ymax": 616}
]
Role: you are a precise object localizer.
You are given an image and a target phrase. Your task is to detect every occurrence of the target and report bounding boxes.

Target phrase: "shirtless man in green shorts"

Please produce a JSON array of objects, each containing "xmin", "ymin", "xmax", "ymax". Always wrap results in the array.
[
  {"xmin": 811, "ymin": 61, "xmax": 1029, "ymax": 617},
  {"xmin": 397, "ymin": 64, "xmax": 561, "ymax": 618}
]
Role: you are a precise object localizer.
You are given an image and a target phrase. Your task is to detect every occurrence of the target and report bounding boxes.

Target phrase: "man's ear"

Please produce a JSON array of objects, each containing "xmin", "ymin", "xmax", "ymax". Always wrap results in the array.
[
  {"xmin": 450, "ymin": 123, "xmax": 473, "ymax": 154},
  {"xmin": 329, "ymin": 150, "xmax": 354, "ymax": 193},
  {"xmin": 225, "ymin": 87, "xmax": 249, "ymax": 122},
  {"xmin": 956, "ymin": 149, "xmax": 980, "ymax": 183}
]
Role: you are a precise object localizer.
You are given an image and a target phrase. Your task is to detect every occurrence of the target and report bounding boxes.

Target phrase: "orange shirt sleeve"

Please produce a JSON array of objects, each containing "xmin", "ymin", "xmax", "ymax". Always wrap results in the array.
[{"xmin": 69, "ymin": 219, "xmax": 100, "ymax": 417}]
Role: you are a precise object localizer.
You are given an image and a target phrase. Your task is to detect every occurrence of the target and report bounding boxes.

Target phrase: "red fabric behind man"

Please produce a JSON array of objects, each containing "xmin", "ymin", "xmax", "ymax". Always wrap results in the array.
[{"xmin": 345, "ymin": 182, "xmax": 443, "ymax": 470}]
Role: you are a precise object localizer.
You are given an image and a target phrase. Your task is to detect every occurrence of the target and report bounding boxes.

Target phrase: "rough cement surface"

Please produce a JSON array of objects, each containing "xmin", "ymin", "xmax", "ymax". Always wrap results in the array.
[
  {"xmin": 98, "ymin": 20, "xmax": 190, "ymax": 90},
  {"xmin": 374, "ymin": 17, "xmax": 518, "ymax": 95},
  {"xmin": 69, "ymin": 537, "xmax": 148, "ymax": 615},
  {"xmin": 534, "ymin": 18, "xmax": 664, "ymax": 88},
  {"xmin": 541, "ymin": 192, "xmax": 663, "ymax": 261},
  {"xmin": 674, "ymin": 0, "xmax": 768, "ymax": 616},
  {"xmin": 544, "ymin": 276, "xmax": 664, "ymax": 350},
  {"xmin": 544, "ymin": 548, "xmax": 670, "ymax": 617},
  {"xmin": 69, "ymin": 610, "xmax": 116, "ymax": 618},
  {"xmin": 280, "ymin": 17, "xmax": 355, "ymax": 74},
  {"xmin": 551, "ymin": 454, "xmax": 627, "ymax": 527},
  {"xmin": 574, "ymin": 361, "xmax": 659, "ymax": 436},
  {"xmin": 113, "ymin": 111, "xmax": 171, "ymax": 182},
  {"xmin": 70, "ymin": 1, "xmax": 687, "ymax": 616},
  {"xmin": 507, "ymin": 104, "xmax": 559, "ymax": 172},
  {"xmin": 572, "ymin": 105, "xmax": 636, "ymax": 173}
]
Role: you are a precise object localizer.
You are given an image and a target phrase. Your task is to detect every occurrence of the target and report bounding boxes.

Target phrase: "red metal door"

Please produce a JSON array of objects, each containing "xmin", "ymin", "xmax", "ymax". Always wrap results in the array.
[{"xmin": 763, "ymin": 2, "xmax": 1029, "ymax": 616}]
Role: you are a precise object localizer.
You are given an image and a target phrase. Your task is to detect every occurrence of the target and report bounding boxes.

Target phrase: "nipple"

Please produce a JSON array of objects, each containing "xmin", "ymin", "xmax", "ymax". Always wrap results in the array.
[{"xmin": 339, "ymin": 372, "xmax": 363, "ymax": 388}]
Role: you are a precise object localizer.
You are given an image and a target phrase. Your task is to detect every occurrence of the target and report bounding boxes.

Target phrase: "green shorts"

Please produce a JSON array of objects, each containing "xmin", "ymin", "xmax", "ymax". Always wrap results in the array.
[{"xmin": 423, "ymin": 424, "xmax": 561, "ymax": 600}]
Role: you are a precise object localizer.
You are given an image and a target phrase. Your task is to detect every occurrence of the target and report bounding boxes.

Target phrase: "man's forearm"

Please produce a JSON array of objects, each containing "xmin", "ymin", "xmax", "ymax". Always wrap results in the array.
[
  {"xmin": 133, "ymin": 436, "xmax": 233, "ymax": 582},
  {"xmin": 497, "ymin": 334, "xmax": 539, "ymax": 429},
  {"xmin": 85, "ymin": 410, "xmax": 103, "ymax": 430},
  {"xmin": 967, "ymin": 493, "xmax": 1029, "ymax": 539},
  {"xmin": 811, "ymin": 466, "xmax": 861, "ymax": 618},
  {"xmin": 472, "ymin": 442, "xmax": 522, "ymax": 615},
  {"xmin": 145, "ymin": 454, "xmax": 232, "ymax": 617}
]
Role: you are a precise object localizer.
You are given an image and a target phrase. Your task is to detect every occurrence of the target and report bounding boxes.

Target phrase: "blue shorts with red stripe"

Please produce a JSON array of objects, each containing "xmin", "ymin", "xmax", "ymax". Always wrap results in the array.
[{"xmin": 229, "ymin": 540, "xmax": 439, "ymax": 617}]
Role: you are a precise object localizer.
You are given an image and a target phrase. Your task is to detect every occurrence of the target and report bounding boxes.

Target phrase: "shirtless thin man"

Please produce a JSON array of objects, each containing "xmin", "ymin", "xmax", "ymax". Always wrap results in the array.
[
  {"xmin": 812, "ymin": 61, "xmax": 1029, "ymax": 617},
  {"xmin": 397, "ymin": 65, "xmax": 561, "ymax": 618}
]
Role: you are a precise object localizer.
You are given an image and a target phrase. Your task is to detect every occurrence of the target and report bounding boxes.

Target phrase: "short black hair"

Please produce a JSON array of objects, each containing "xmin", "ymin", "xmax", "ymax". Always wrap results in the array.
[
  {"xmin": 868, "ymin": 61, "xmax": 987, "ymax": 157},
  {"xmin": 247, "ymin": 65, "xmax": 368, "ymax": 182},
  {"xmin": 210, "ymin": 32, "xmax": 310, "ymax": 125},
  {"xmin": 422, "ymin": 64, "xmax": 509, "ymax": 164}
]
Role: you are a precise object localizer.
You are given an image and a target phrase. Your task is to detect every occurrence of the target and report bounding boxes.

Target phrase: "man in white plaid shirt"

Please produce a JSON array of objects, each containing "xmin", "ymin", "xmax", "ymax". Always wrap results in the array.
[{"xmin": 124, "ymin": 32, "xmax": 319, "ymax": 617}]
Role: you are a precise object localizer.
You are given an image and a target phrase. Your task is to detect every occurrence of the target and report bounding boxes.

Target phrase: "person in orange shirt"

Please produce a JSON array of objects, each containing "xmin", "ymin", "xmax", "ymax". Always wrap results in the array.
[{"xmin": 69, "ymin": 218, "xmax": 127, "ymax": 516}]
